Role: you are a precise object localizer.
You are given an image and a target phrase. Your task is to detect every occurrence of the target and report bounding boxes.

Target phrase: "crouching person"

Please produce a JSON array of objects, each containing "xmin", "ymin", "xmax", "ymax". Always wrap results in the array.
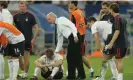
[{"xmin": 30, "ymin": 48, "xmax": 64, "ymax": 80}]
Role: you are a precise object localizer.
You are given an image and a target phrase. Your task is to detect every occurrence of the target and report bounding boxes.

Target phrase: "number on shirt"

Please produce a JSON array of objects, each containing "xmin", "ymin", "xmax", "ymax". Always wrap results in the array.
[{"xmin": 14, "ymin": 48, "xmax": 20, "ymax": 53}]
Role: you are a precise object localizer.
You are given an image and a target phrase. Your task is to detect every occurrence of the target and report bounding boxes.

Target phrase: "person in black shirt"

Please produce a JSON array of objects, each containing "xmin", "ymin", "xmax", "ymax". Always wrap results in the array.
[
  {"xmin": 98, "ymin": 2, "xmax": 118, "ymax": 80},
  {"xmin": 14, "ymin": 1, "xmax": 38, "ymax": 78},
  {"xmin": 98, "ymin": 2, "xmax": 114, "ymax": 22},
  {"xmin": 107, "ymin": 3, "xmax": 128, "ymax": 80}
]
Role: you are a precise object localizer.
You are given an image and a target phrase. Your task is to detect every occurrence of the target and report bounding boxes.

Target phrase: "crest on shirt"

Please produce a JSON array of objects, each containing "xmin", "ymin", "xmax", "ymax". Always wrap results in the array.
[
  {"xmin": 17, "ymin": 19, "xmax": 19, "ymax": 21},
  {"xmin": 25, "ymin": 17, "xmax": 28, "ymax": 22}
]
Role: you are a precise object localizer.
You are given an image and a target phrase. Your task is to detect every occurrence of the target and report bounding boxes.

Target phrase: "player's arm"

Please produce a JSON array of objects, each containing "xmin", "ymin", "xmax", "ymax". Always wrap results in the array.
[
  {"xmin": 48, "ymin": 59, "xmax": 63, "ymax": 67},
  {"xmin": 31, "ymin": 15, "xmax": 39, "ymax": 45},
  {"xmin": 98, "ymin": 10, "xmax": 105, "ymax": 20},
  {"xmin": 33, "ymin": 24, "xmax": 39, "ymax": 40},
  {"xmin": 93, "ymin": 32, "xmax": 102, "ymax": 51},
  {"xmin": 34, "ymin": 58, "xmax": 45, "ymax": 68},
  {"xmin": 108, "ymin": 17, "xmax": 120, "ymax": 48},
  {"xmin": 47, "ymin": 55, "xmax": 63, "ymax": 67},
  {"xmin": 55, "ymin": 32, "xmax": 64, "ymax": 53}
]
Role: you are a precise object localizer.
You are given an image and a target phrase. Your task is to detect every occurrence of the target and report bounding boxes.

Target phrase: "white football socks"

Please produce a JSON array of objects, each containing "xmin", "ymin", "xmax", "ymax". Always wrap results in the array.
[
  {"xmin": 8, "ymin": 59, "xmax": 13, "ymax": 79},
  {"xmin": 50, "ymin": 67, "xmax": 59, "ymax": 77},
  {"xmin": 34, "ymin": 67, "xmax": 41, "ymax": 77},
  {"xmin": 89, "ymin": 67, "xmax": 94, "ymax": 72},
  {"xmin": 100, "ymin": 62, "xmax": 108, "ymax": 78},
  {"xmin": 12, "ymin": 59, "xmax": 19, "ymax": 80},
  {"xmin": 108, "ymin": 58, "xmax": 118, "ymax": 78},
  {"xmin": 0, "ymin": 54, "xmax": 4, "ymax": 79},
  {"xmin": 117, "ymin": 73, "xmax": 123, "ymax": 80}
]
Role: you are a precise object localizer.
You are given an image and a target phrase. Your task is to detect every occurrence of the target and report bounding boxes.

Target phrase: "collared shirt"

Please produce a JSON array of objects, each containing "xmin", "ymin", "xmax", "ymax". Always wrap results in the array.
[
  {"xmin": 55, "ymin": 17, "xmax": 78, "ymax": 52},
  {"xmin": 0, "ymin": 9, "xmax": 13, "ymax": 24}
]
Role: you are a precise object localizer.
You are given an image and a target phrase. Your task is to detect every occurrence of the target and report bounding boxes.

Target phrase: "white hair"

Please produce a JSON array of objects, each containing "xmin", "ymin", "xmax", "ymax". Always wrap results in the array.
[{"xmin": 47, "ymin": 12, "xmax": 57, "ymax": 18}]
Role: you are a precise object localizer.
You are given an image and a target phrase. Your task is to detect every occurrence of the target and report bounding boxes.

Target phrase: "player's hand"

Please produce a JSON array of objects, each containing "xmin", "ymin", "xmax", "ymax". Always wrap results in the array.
[
  {"xmin": 99, "ymin": 10, "xmax": 105, "ymax": 15},
  {"xmin": 107, "ymin": 43, "xmax": 113, "ymax": 49},
  {"xmin": 99, "ymin": 10, "xmax": 105, "ymax": 19},
  {"xmin": 74, "ymin": 36, "xmax": 79, "ymax": 43},
  {"xmin": 31, "ymin": 38, "xmax": 35, "ymax": 46},
  {"xmin": 2, "ymin": 44, "xmax": 7, "ymax": 48},
  {"xmin": 45, "ymin": 64, "xmax": 52, "ymax": 67}
]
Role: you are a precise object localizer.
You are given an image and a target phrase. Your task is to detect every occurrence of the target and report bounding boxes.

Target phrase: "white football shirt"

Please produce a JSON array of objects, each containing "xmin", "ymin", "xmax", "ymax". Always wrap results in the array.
[
  {"xmin": 39, "ymin": 54, "xmax": 64, "ymax": 71},
  {"xmin": 91, "ymin": 21, "xmax": 112, "ymax": 40}
]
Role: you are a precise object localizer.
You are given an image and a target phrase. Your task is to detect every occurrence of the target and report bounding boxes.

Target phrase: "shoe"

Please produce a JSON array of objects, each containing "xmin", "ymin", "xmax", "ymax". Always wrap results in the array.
[
  {"xmin": 110, "ymin": 77, "xmax": 117, "ymax": 80},
  {"xmin": 17, "ymin": 73, "xmax": 28, "ymax": 79},
  {"xmin": 30, "ymin": 76, "xmax": 38, "ymax": 80},
  {"xmin": 90, "ymin": 71, "xmax": 94, "ymax": 78},
  {"xmin": 93, "ymin": 76, "xmax": 104, "ymax": 80},
  {"xmin": 47, "ymin": 76, "xmax": 53, "ymax": 80},
  {"xmin": 76, "ymin": 77, "xmax": 86, "ymax": 80},
  {"xmin": 11, "ymin": 78, "xmax": 17, "ymax": 80},
  {"xmin": 6, "ymin": 78, "xmax": 11, "ymax": 80}
]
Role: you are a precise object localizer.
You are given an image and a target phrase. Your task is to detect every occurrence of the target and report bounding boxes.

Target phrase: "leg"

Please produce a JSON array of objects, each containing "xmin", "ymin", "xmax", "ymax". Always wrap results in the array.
[
  {"xmin": 19, "ymin": 56, "xmax": 24, "ymax": 72},
  {"xmin": 82, "ymin": 55, "xmax": 91, "ymax": 69},
  {"xmin": 108, "ymin": 57, "xmax": 118, "ymax": 79},
  {"xmin": 30, "ymin": 67, "xmax": 48, "ymax": 80},
  {"xmin": 23, "ymin": 42, "xmax": 31, "ymax": 76},
  {"xmin": 82, "ymin": 55, "xmax": 94, "ymax": 77},
  {"xmin": 12, "ymin": 57, "xmax": 19, "ymax": 80},
  {"xmin": 67, "ymin": 55, "xmax": 76, "ymax": 79},
  {"xmin": 53, "ymin": 72, "xmax": 63, "ymax": 79},
  {"xmin": 34, "ymin": 67, "xmax": 41, "ymax": 77},
  {"xmin": 66, "ymin": 41, "xmax": 76, "ymax": 79},
  {"xmin": 115, "ymin": 48, "xmax": 127, "ymax": 80},
  {"xmin": 94, "ymin": 54, "xmax": 113, "ymax": 80},
  {"xmin": 75, "ymin": 43, "xmax": 86, "ymax": 79},
  {"xmin": 0, "ymin": 54, "xmax": 4, "ymax": 79},
  {"xmin": 24, "ymin": 50, "xmax": 30, "ymax": 73},
  {"xmin": 76, "ymin": 60, "xmax": 86, "ymax": 79},
  {"xmin": 115, "ymin": 59, "xmax": 123, "ymax": 80},
  {"xmin": 7, "ymin": 57, "xmax": 13, "ymax": 80}
]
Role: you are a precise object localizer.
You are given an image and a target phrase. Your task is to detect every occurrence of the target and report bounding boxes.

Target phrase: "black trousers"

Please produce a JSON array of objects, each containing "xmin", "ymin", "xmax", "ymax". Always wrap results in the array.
[{"xmin": 67, "ymin": 33, "xmax": 86, "ymax": 79}]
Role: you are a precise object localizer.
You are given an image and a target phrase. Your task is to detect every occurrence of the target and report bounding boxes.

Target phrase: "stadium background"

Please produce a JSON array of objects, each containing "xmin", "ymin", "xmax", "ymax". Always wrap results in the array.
[{"xmin": 4, "ymin": 1, "xmax": 133, "ymax": 80}]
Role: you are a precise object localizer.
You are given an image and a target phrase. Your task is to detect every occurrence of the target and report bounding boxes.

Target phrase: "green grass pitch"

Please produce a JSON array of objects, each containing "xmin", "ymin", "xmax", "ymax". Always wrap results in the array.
[{"xmin": 4, "ymin": 56, "xmax": 133, "ymax": 80}]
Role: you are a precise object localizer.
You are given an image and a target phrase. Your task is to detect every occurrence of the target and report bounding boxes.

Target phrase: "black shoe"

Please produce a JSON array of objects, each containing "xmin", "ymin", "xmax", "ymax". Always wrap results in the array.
[
  {"xmin": 90, "ymin": 71, "xmax": 94, "ymax": 78},
  {"xmin": 30, "ymin": 76, "xmax": 38, "ymax": 80}
]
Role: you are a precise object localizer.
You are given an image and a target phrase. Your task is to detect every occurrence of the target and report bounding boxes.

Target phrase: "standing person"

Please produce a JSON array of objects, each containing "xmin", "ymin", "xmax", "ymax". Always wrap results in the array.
[
  {"xmin": 14, "ymin": 1, "xmax": 39, "ymax": 78},
  {"xmin": 87, "ymin": 4, "xmax": 127, "ymax": 80},
  {"xmin": 0, "ymin": 18, "xmax": 25, "ymax": 80},
  {"xmin": 68, "ymin": 1, "xmax": 94, "ymax": 77},
  {"xmin": 98, "ymin": 2, "xmax": 118, "ymax": 79},
  {"xmin": 47, "ymin": 12, "xmax": 86, "ymax": 79},
  {"xmin": 0, "ymin": 1, "xmax": 13, "ymax": 79},
  {"xmin": 109, "ymin": 3, "xmax": 128, "ymax": 80},
  {"xmin": 30, "ymin": 48, "xmax": 64, "ymax": 80}
]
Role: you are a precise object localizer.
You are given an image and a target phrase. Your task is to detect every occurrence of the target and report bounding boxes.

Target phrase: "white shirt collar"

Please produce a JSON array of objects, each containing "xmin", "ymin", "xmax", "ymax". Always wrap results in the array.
[{"xmin": 55, "ymin": 18, "xmax": 58, "ymax": 24}]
